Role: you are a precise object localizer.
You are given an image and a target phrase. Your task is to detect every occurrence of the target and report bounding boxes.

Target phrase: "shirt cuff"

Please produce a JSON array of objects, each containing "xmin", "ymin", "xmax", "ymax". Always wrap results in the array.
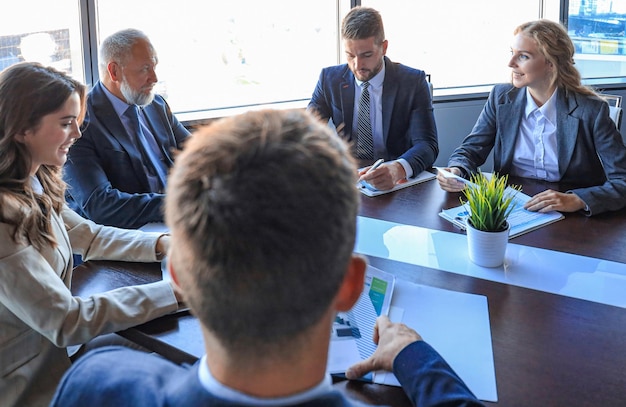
[{"xmin": 397, "ymin": 158, "xmax": 413, "ymax": 178}]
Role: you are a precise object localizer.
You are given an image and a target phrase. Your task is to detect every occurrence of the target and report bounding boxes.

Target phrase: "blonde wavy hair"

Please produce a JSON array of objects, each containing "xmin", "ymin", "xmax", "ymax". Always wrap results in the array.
[{"xmin": 514, "ymin": 19, "xmax": 597, "ymax": 97}]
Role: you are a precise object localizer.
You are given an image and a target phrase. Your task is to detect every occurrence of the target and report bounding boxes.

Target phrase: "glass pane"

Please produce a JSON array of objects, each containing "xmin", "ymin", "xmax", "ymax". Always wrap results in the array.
[
  {"xmin": 568, "ymin": 0, "xmax": 626, "ymax": 79},
  {"xmin": 362, "ymin": 0, "xmax": 540, "ymax": 89},
  {"xmin": 95, "ymin": 0, "xmax": 339, "ymax": 113},
  {"xmin": 0, "ymin": 0, "xmax": 84, "ymax": 80}
]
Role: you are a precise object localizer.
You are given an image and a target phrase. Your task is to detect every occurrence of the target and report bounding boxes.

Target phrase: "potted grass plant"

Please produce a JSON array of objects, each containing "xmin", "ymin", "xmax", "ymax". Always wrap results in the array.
[{"xmin": 462, "ymin": 172, "xmax": 520, "ymax": 267}]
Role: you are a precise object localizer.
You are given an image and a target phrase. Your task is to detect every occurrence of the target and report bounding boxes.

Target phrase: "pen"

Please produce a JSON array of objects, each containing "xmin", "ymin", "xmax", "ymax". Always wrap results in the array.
[{"xmin": 366, "ymin": 158, "xmax": 384, "ymax": 174}]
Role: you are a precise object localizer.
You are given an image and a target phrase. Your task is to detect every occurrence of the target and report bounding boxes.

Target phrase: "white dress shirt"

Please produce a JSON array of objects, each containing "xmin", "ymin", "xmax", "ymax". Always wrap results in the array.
[
  {"xmin": 510, "ymin": 88, "xmax": 559, "ymax": 181},
  {"xmin": 197, "ymin": 355, "xmax": 333, "ymax": 405}
]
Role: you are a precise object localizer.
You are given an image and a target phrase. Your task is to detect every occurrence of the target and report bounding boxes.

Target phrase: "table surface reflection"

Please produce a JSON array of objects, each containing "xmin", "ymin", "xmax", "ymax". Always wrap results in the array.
[{"xmin": 72, "ymin": 173, "xmax": 626, "ymax": 406}]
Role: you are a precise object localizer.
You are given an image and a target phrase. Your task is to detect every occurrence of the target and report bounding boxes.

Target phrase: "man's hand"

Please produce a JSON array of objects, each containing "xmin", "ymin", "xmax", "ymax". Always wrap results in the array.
[
  {"xmin": 345, "ymin": 316, "xmax": 422, "ymax": 379},
  {"xmin": 358, "ymin": 161, "xmax": 407, "ymax": 191}
]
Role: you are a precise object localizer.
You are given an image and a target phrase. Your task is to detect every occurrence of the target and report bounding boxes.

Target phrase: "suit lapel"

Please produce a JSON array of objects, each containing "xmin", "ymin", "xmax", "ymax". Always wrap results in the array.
[
  {"xmin": 381, "ymin": 57, "xmax": 396, "ymax": 149},
  {"xmin": 340, "ymin": 68, "xmax": 355, "ymax": 140},
  {"xmin": 143, "ymin": 103, "xmax": 174, "ymax": 166},
  {"xmin": 90, "ymin": 83, "xmax": 152, "ymax": 183},
  {"xmin": 556, "ymin": 91, "xmax": 579, "ymax": 177},
  {"xmin": 498, "ymin": 87, "xmax": 525, "ymax": 170}
]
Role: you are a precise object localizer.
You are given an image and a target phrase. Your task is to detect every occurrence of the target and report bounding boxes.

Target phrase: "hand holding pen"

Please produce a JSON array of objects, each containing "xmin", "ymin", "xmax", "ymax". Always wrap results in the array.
[
  {"xmin": 366, "ymin": 158, "xmax": 385, "ymax": 174},
  {"xmin": 357, "ymin": 159, "xmax": 385, "ymax": 191},
  {"xmin": 359, "ymin": 159, "xmax": 407, "ymax": 191}
]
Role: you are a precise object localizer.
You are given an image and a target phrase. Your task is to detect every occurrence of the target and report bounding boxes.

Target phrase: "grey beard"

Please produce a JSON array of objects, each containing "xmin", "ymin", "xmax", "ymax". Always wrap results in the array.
[{"xmin": 121, "ymin": 80, "xmax": 155, "ymax": 106}]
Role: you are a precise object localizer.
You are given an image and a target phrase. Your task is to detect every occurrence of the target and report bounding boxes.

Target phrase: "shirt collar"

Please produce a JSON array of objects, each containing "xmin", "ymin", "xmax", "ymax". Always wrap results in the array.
[
  {"xmin": 355, "ymin": 58, "xmax": 386, "ymax": 90},
  {"xmin": 197, "ymin": 355, "xmax": 333, "ymax": 406},
  {"xmin": 524, "ymin": 87, "xmax": 558, "ymax": 125}
]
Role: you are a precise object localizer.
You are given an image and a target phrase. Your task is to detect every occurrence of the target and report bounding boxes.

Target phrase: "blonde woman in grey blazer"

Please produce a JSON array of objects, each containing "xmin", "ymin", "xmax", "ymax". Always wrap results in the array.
[
  {"xmin": 0, "ymin": 63, "xmax": 181, "ymax": 407},
  {"xmin": 438, "ymin": 20, "xmax": 626, "ymax": 216}
]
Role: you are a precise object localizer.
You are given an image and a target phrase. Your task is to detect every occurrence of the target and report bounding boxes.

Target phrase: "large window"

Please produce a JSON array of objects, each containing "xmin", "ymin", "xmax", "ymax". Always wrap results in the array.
[
  {"xmin": 6, "ymin": 1, "xmax": 626, "ymax": 118},
  {"xmin": 95, "ymin": 0, "xmax": 342, "ymax": 117},
  {"xmin": 568, "ymin": 0, "xmax": 626, "ymax": 79},
  {"xmin": 0, "ymin": 1, "xmax": 84, "ymax": 79},
  {"xmin": 93, "ymin": 0, "xmax": 557, "ymax": 116},
  {"xmin": 363, "ymin": 0, "xmax": 547, "ymax": 89}
]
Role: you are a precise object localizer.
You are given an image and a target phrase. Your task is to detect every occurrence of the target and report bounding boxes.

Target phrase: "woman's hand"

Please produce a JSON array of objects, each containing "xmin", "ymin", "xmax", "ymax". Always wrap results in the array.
[
  {"xmin": 155, "ymin": 234, "xmax": 170, "ymax": 260},
  {"xmin": 524, "ymin": 190, "xmax": 586, "ymax": 213},
  {"xmin": 436, "ymin": 167, "xmax": 466, "ymax": 192}
]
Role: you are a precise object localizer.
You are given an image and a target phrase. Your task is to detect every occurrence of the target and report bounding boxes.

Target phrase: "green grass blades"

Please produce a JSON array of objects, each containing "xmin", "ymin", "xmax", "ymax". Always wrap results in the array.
[{"xmin": 461, "ymin": 172, "xmax": 520, "ymax": 232}]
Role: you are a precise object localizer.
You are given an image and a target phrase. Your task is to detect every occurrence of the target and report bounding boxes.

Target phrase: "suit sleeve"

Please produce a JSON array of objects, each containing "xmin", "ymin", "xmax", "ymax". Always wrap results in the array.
[
  {"xmin": 0, "ymin": 209, "xmax": 178, "ymax": 348},
  {"xmin": 447, "ymin": 87, "xmax": 500, "ymax": 178},
  {"xmin": 398, "ymin": 72, "xmax": 439, "ymax": 176},
  {"xmin": 307, "ymin": 68, "xmax": 332, "ymax": 121},
  {"xmin": 569, "ymin": 101, "xmax": 626, "ymax": 214},
  {"xmin": 64, "ymin": 123, "xmax": 166, "ymax": 229},
  {"xmin": 161, "ymin": 96, "xmax": 191, "ymax": 147},
  {"xmin": 62, "ymin": 205, "xmax": 164, "ymax": 262},
  {"xmin": 394, "ymin": 341, "xmax": 485, "ymax": 407}
]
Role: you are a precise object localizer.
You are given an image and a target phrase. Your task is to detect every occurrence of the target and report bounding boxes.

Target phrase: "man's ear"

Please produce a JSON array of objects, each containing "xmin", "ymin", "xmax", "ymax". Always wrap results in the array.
[
  {"xmin": 167, "ymin": 256, "xmax": 182, "ymax": 290},
  {"xmin": 107, "ymin": 61, "xmax": 121, "ymax": 82},
  {"xmin": 335, "ymin": 254, "xmax": 367, "ymax": 312},
  {"xmin": 381, "ymin": 39, "xmax": 389, "ymax": 56}
]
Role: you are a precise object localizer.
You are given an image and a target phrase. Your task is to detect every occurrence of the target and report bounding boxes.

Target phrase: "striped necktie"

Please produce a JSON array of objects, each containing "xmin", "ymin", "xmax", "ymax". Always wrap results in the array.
[{"xmin": 356, "ymin": 81, "xmax": 374, "ymax": 159}]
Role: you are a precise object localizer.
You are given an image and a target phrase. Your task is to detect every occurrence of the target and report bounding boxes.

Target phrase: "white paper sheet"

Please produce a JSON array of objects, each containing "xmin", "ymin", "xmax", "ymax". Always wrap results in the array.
[{"xmin": 375, "ymin": 280, "xmax": 498, "ymax": 402}]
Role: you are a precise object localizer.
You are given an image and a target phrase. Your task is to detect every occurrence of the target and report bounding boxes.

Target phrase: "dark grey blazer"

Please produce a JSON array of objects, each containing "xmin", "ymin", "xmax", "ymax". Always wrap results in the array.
[{"xmin": 449, "ymin": 84, "xmax": 626, "ymax": 215}]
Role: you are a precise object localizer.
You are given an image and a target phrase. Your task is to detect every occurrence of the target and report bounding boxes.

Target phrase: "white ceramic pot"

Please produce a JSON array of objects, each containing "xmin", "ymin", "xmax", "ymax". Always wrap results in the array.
[{"xmin": 466, "ymin": 221, "xmax": 510, "ymax": 267}]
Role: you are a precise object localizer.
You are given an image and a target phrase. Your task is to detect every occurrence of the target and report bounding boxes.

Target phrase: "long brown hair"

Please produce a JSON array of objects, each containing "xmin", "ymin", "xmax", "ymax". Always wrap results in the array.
[{"xmin": 0, "ymin": 62, "xmax": 87, "ymax": 249}]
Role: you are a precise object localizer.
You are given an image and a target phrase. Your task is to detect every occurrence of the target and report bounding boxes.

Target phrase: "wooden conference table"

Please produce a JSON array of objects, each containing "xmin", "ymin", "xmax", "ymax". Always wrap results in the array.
[{"xmin": 72, "ymin": 173, "xmax": 626, "ymax": 407}]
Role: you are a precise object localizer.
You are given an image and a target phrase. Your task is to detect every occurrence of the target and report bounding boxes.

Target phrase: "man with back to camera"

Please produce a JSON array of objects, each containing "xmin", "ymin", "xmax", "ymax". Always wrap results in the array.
[
  {"xmin": 51, "ymin": 108, "xmax": 482, "ymax": 407},
  {"xmin": 308, "ymin": 6, "xmax": 438, "ymax": 192},
  {"xmin": 64, "ymin": 28, "xmax": 190, "ymax": 229}
]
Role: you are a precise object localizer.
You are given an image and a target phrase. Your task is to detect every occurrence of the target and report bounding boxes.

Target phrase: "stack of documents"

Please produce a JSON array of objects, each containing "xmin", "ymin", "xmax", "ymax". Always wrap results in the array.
[
  {"xmin": 436, "ymin": 168, "xmax": 564, "ymax": 239},
  {"xmin": 439, "ymin": 187, "xmax": 564, "ymax": 239}
]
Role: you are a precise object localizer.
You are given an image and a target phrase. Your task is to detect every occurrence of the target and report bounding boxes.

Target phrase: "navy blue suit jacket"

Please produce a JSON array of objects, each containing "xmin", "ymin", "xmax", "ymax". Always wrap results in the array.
[
  {"xmin": 449, "ymin": 84, "xmax": 626, "ymax": 215},
  {"xmin": 64, "ymin": 82, "xmax": 190, "ymax": 228},
  {"xmin": 51, "ymin": 342, "xmax": 483, "ymax": 407},
  {"xmin": 308, "ymin": 57, "xmax": 438, "ymax": 176}
]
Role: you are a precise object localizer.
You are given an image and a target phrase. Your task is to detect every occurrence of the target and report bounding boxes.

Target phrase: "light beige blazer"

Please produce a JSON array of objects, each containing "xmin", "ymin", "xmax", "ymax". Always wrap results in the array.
[{"xmin": 0, "ymin": 206, "xmax": 178, "ymax": 407}]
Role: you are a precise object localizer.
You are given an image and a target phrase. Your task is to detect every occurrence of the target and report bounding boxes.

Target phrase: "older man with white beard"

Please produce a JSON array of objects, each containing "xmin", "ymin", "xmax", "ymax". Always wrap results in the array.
[{"xmin": 64, "ymin": 28, "xmax": 190, "ymax": 229}]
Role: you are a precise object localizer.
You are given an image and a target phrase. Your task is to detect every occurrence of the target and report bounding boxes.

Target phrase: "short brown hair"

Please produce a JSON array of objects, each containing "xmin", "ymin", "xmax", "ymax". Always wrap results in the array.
[
  {"xmin": 341, "ymin": 6, "xmax": 385, "ymax": 45},
  {"xmin": 165, "ymin": 109, "xmax": 359, "ymax": 356}
]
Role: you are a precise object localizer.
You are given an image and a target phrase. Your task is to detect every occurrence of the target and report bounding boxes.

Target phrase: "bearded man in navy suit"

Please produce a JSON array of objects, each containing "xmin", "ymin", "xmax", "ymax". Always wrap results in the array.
[
  {"xmin": 308, "ymin": 6, "xmax": 438, "ymax": 191},
  {"xmin": 64, "ymin": 28, "xmax": 190, "ymax": 229}
]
